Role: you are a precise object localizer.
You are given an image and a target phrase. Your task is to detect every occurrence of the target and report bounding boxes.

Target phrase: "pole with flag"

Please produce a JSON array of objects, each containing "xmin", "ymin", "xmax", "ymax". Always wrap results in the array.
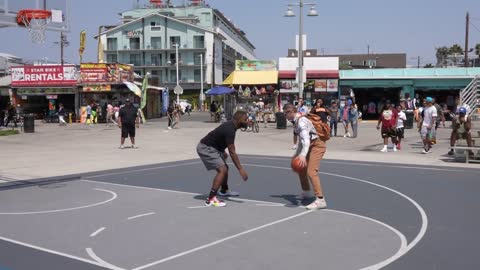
[
  {"xmin": 138, "ymin": 73, "xmax": 149, "ymax": 123},
  {"xmin": 79, "ymin": 30, "xmax": 86, "ymax": 63}
]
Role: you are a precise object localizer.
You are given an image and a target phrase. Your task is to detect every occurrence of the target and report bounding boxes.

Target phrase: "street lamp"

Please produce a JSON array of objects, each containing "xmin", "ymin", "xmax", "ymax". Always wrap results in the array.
[
  {"xmin": 199, "ymin": 53, "xmax": 204, "ymax": 111},
  {"xmin": 284, "ymin": 0, "xmax": 318, "ymax": 100}
]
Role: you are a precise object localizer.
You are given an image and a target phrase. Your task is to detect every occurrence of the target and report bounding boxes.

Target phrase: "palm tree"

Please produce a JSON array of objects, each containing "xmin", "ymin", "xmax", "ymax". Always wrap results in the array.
[
  {"xmin": 424, "ymin": 63, "xmax": 434, "ymax": 68},
  {"xmin": 436, "ymin": 47, "xmax": 449, "ymax": 67},
  {"xmin": 449, "ymin": 44, "xmax": 464, "ymax": 66},
  {"xmin": 476, "ymin": 43, "xmax": 480, "ymax": 57}
]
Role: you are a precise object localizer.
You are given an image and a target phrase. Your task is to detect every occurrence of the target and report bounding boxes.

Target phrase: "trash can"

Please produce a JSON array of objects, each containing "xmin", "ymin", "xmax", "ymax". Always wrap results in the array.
[
  {"xmin": 275, "ymin": 112, "xmax": 287, "ymax": 129},
  {"xmin": 23, "ymin": 114, "xmax": 35, "ymax": 133},
  {"xmin": 405, "ymin": 110, "xmax": 414, "ymax": 129}
]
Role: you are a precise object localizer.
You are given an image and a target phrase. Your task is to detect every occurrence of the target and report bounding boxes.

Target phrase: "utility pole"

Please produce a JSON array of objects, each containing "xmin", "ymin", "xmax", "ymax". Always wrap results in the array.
[
  {"xmin": 367, "ymin": 44, "xmax": 370, "ymax": 55},
  {"xmin": 417, "ymin": 56, "xmax": 420, "ymax": 68},
  {"xmin": 465, "ymin": 12, "xmax": 470, "ymax": 67},
  {"xmin": 60, "ymin": 32, "xmax": 65, "ymax": 65}
]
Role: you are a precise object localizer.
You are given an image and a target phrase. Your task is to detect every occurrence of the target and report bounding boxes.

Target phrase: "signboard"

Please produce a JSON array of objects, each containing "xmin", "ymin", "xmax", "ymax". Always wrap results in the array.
[
  {"xmin": 83, "ymin": 85, "xmax": 112, "ymax": 92},
  {"xmin": 80, "ymin": 63, "xmax": 133, "ymax": 84},
  {"xmin": 314, "ymin": 80, "xmax": 327, "ymax": 92},
  {"xmin": 235, "ymin": 60, "xmax": 277, "ymax": 71},
  {"xmin": 162, "ymin": 88, "xmax": 169, "ymax": 113},
  {"xmin": 11, "ymin": 65, "xmax": 77, "ymax": 87},
  {"xmin": 279, "ymin": 79, "xmax": 299, "ymax": 93},
  {"xmin": 327, "ymin": 79, "xmax": 338, "ymax": 92},
  {"xmin": 46, "ymin": 95, "xmax": 58, "ymax": 99},
  {"xmin": 173, "ymin": 85, "xmax": 183, "ymax": 95}
]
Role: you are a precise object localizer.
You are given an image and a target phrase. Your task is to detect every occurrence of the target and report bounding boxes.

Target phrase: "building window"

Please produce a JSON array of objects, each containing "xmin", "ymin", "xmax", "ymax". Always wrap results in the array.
[
  {"xmin": 151, "ymin": 54, "xmax": 162, "ymax": 66},
  {"xmin": 107, "ymin": 38, "xmax": 117, "ymax": 50},
  {"xmin": 169, "ymin": 53, "xmax": 181, "ymax": 64},
  {"xmin": 194, "ymin": 53, "xmax": 204, "ymax": 65},
  {"xmin": 193, "ymin": 36, "xmax": 204, "ymax": 49},
  {"xmin": 150, "ymin": 21, "xmax": 161, "ymax": 31},
  {"xmin": 170, "ymin": 36, "xmax": 180, "ymax": 48},
  {"xmin": 169, "ymin": 69, "xmax": 181, "ymax": 83},
  {"xmin": 129, "ymin": 37, "xmax": 140, "ymax": 50},
  {"xmin": 194, "ymin": 69, "xmax": 201, "ymax": 82},
  {"xmin": 202, "ymin": 12, "xmax": 211, "ymax": 22},
  {"xmin": 107, "ymin": 54, "xmax": 117, "ymax": 63},
  {"xmin": 130, "ymin": 54, "xmax": 141, "ymax": 66},
  {"xmin": 151, "ymin": 70, "xmax": 163, "ymax": 82},
  {"xmin": 150, "ymin": 37, "xmax": 162, "ymax": 49},
  {"xmin": 363, "ymin": 60, "xmax": 376, "ymax": 67},
  {"xmin": 341, "ymin": 60, "xmax": 353, "ymax": 65}
]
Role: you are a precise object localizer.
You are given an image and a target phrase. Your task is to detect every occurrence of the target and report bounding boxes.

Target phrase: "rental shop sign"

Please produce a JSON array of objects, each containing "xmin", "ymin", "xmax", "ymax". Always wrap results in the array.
[{"xmin": 11, "ymin": 65, "xmax": 78, "ymax": 87}]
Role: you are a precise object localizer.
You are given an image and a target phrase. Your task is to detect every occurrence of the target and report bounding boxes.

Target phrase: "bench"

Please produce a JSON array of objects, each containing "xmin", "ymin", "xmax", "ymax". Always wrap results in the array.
[{"xmin": 452, "ymin": 145, "xmax": 480, "ymax": 163}]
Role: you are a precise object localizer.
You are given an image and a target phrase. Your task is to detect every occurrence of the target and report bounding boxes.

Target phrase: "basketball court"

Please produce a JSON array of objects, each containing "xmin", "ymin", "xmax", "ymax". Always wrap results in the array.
[{"xmin": 0, "ymin": 155, "xmax": 478, "ymax": 270}]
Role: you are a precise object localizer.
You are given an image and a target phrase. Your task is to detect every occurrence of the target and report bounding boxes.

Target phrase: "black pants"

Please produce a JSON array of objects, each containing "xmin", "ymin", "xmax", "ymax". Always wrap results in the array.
[{"xmin": 330, "ymin": 120, "xmax": 338, "ymax": 136}]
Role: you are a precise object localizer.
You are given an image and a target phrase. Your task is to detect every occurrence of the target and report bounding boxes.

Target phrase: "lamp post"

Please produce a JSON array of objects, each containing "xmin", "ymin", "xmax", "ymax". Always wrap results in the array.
[
  {"xmin": 175, "ymin": 43, "xmax": 180, "ymax": 104},
  {"xmin": 285, "ymin": 0, "xmax": 318, "ymax": 100},
  {"xmin": 200, "ymin": 53, "xmax": 204, "ymax": 111}
]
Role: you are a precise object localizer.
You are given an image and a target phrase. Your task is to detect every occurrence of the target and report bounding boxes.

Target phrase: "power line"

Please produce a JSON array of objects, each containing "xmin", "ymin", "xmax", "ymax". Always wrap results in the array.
[{"xmin": 470, "ymin": 22, "xmax": 480, "ymax": 33}]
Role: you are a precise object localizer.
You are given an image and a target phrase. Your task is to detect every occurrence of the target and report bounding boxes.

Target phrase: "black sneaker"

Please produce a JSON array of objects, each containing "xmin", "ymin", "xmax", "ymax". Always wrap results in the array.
[{"xmin": 447, "ymin": 149, "xmax": 454, "ymax": 156}]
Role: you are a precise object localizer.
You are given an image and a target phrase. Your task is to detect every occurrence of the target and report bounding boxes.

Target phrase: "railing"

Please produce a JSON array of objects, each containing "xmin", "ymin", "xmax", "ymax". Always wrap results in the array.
[{"xmin": 460, "ymin": 76, "xmax": 480, "ymax": 117}]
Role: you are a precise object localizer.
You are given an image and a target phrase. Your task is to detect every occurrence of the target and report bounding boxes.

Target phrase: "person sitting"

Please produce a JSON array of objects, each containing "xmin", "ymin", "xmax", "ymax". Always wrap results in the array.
[{"xmin": 448, "ymin": 107, "xmax": 474, "ymax": 156}]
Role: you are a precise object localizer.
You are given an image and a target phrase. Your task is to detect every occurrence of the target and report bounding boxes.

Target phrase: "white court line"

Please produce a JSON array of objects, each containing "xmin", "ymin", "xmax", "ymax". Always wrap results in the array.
[
  {"xmin": 255, "ymin": 203, "xmax": 287, "ymax": 207},
  {"xmin": 0, "ymin": 188, "xmax": 117, "ymax": 215},
  {"xmin": 131, "ymin": 211, "xmax": 314, "ymax": 270},
  {"xmin": 240, "ymin": 163, "xmax": 428, "ymax": 270},
  {"xmin": 187, "ymin": 205, "xmax": 210, "ymax": 209},
  {"xmin": 82, "ymin": 178, "xmax": 409, "ymax": 270},
  {"xmin": 127, "ymin": 212, "xmax": 155, "ymax": 220},
  {"xmin": 86, "ymin": 162, "xmax": 201, "ymax": 178},
  {"xmin": 90, "ymin": 227, "xmax": 106, "ymax": 238},
  {"xmin": 240, "ymin": 155, "xmax": 469, "ymax": 172},
  {"xmin": 0, "ymin": 235, "xmax": 105, "ymax": 268},
  {"xmin": 86, "ymin": 247, "xmax": 125, "ymax": 270}
]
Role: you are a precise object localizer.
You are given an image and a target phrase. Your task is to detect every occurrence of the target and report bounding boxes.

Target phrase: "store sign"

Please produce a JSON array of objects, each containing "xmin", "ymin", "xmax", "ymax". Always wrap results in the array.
[
  {"xmin": 80, "ymin": 63, "xmax": 134, "ymax": 84},
  {"xmin": 235, "ymin": 60, "xmax": 277, "ymax": 71},
  {"xmin": 314, "ymin": 80, "xmax": 327, "ymax": 92},
  {"xmin": 124, "ymin": 30, "xmax": 143, "ymax": 38},
  {"xmin": 83, "ymin": 85, "xmax": 111, "ymax": 92},
  {"xmin": 327, "ymin": 79, "xmax": 338, "ymax": 92},
  {"xmin": 279, "ymin": 79, "xmax": 299, "ymax": 93},
  {"xmin": 46, "ymin": 95, "xmax": 58, "ymax": 99},
  {"xmin": 11, "ymin": 65, "xmax": 78, "ymax": 87}
]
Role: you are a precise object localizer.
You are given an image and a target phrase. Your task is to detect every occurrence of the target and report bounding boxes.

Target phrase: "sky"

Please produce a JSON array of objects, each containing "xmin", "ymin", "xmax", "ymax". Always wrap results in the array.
[{"xmin": 1, "ymin": 0, "xmax": 479, "ymax": 67}]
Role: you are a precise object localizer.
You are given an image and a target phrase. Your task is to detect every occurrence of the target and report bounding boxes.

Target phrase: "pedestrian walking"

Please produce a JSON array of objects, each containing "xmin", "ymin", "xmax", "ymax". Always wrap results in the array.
[
  {"xmin": 377, "ymin": 100, "xmax": 398, "ymax": 152},
  {"xmin": 106, "ymin": 102, "xmax": 117, "ymax": 126},
  {"xmin": 85, "ymin": 103, "xmax": 92, "ymax": 125},
  {"xmin": 420, "ymin": 97, "xmax": 437, "ymax": 154},
  {"xmin": 349, "ymin": 103, "xmax": 359, "ymax": 138},
  {"xmin": 284, "ymin": 103, "xmax": 327, "ymax": 210},
  {"xmin": 396, "ymin": 105, "xmax": 407, "ymax": 150},
  {"xmin": 118, "ymin": 99, "xmax": 140, "ymax": 149},
  {"xmin": 58, "ymin": 103, "xmax": 67, "ymax": 126},
  {"xmin": 197, "ymin": 110, "xmax": 249, "ymax": 207},
  {"xmin": 329, "ymin": 101, "xmax": 339, "ymax": 137}
]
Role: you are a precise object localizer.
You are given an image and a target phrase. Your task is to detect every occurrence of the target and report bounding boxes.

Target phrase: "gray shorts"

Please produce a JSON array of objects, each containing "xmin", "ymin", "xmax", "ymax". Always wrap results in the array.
[{"xmin": 197, "ymin": 143, "xmax": 226, "ymax": 171}]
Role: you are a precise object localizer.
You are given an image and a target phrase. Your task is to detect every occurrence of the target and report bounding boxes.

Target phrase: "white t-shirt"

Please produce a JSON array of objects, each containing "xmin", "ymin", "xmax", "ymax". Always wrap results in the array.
[
  {"xmin": 422, "ymin": 106, "xmax": 438, "ymax": 127},
  {"xmin": 397, "ymin": 111, "xmax": 407, "ymax": 128}
]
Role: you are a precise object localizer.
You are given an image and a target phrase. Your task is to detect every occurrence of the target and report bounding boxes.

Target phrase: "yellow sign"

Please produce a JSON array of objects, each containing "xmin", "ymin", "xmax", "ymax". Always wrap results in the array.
[{"xmin": 83, "ymin": 85, "xmax": 111, "ymax": 92}]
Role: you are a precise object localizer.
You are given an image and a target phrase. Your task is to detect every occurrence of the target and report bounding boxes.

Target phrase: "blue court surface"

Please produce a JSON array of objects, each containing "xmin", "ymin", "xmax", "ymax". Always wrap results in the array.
[{"xmin": 0, "ymin": 155, "xmax": 478, "ymax": 270}]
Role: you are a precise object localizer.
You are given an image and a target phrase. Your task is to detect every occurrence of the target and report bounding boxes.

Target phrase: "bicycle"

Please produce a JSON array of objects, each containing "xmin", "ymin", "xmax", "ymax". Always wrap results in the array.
[{"xmin": 241, "ymin": 114, "xmax": 259, "ymax": 133}]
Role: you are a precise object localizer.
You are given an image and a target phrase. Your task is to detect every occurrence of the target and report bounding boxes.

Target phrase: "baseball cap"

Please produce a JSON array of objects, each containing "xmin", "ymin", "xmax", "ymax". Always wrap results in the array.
[
  {"xmin": 459, "ymin": 107, "xmax": 467, "ymax": 115},
  {"xmin": 425, "ymin": 97, "xmax": 433, "ymax": 103}
]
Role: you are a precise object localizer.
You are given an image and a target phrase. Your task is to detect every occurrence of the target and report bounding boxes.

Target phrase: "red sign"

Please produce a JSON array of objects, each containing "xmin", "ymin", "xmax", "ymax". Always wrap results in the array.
[{"xmin": 11, "ymin": 65, "xmax": 77, "ymax": 87}]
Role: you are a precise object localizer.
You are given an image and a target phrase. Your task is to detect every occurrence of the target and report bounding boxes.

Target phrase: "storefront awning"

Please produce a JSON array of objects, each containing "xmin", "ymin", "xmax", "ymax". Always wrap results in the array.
[
  {"xmin": 223, "ymin": 70, "xmax": 278, "ymax": 85},
  {"xmin": 278, "ymin": 70, "xmax": 339, "ymax": 79}
]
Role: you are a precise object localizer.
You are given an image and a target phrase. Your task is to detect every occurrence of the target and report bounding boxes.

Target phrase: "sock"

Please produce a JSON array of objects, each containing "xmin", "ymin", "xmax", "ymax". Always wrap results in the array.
[
  {"xmin": 207, "ymin": 189, "xmax": 218, "ymax": 201},
  {"xmin": 317, "ymin": 196, "xmax": 324, "ymax": 199},
  {"xmin": 220, "ymin": 184, "xmax": 229, "ymax": 193}
]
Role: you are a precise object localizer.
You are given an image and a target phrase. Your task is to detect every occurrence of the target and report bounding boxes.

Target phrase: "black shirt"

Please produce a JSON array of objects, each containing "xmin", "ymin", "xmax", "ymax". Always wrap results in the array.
[
  {"xmin": 200, "ymin": 121, "xmax": 236, "ymax": 152},
  {"xmin": 119, "ymin": 105, "xmax": 138, "ymax": 125}
]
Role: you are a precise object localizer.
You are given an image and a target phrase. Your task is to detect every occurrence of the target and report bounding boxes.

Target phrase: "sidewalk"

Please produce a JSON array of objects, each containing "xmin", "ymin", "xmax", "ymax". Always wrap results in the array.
[{"xmin": 0, "ymin": 112, "xmax": 477, "ymax": 183}]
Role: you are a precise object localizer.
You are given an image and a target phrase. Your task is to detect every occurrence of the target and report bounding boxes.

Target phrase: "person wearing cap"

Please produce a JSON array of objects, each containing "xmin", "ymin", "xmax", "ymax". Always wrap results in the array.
[
  {"xmin": 448, "ymin": 107, "xmax": 474, "ymax": 156},
  {"xmin": 118, "ymin": 98, "xmax": 140, "ymax": 149},
  {"xmin": 420, "ymin": 97, "xmax": 437, "ymax": 154}
]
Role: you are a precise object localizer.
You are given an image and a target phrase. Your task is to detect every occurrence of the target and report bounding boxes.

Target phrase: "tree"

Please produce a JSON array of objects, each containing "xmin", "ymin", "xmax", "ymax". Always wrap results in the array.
[
  {"xmin": 449, "ymin": 44, "xmax": 464, "ymax": 54},
  {"xmin": 435, "ymin": 46, "xmax": 449, "ymax": 67},
  {"xmin": 424, "ymin": 63, "xmax": 434, "ymax": 68}
]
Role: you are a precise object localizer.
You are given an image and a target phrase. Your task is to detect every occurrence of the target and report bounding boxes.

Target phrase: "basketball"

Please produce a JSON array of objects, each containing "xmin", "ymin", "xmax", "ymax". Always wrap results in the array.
[{"xmin": 291, "ymin": 156, "xmax": 306, "ymax": 173}]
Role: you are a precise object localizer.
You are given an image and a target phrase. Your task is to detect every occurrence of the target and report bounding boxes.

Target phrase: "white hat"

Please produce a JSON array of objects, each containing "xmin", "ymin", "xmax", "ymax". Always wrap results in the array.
[{"xmin": 259, "ymin": 98, "xmax": 263, "ymax": 101}]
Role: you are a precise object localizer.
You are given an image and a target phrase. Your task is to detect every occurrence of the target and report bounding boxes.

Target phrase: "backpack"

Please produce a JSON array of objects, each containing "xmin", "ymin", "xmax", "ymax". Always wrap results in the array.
[{"xmin": 303, "ymin": 113, "xmax": 331, "ymax": 141}]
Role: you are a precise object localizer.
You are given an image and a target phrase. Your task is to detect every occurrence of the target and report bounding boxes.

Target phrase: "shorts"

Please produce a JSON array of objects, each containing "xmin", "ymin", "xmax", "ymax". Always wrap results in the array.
[
  {"xmin": 381, "ymin": 128, "xmax": 397, "ymax": 138},
  {"xmin": 396, "ymin": 127, "xmax": 405, "ymax": 139},
  {"xmin": 121, "ymin": 124, "xmax": 136, "ymax": 138},
  {"xmin": 420, "ymin": 126, "xmax": 433, "ymax": 139},
  {"xmin": 86, "ymin": 114, "xmax": 91, "ymax": 119},
  {"xmin": 455, "ymin": 132, "xmax": 469, "ymax": 140},
  {"xmin": 197, "ymin": 143, "xmax": 226, "ymax": 171}
]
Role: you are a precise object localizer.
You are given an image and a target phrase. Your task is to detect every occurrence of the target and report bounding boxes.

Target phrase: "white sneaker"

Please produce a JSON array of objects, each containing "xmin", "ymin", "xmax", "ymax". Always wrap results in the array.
[
  {"xmin": 347, "ymin": 132, "xmax": 351, "ymax": 137},
  {"xmin": 291, "ymin": 144, "xmax": 298, "ymax": 150},
  {"xmin": 393, "ymin": 146, "xmax": 397, "ymax": 152},
  {"xmin": 204, "ymin": 196, "xmax": 227, "ymax": 207},
  {"xmin": 380, "ymin": 147, "xmax": 388, "ymax": 152},
  {"xmin": 119, "ymin": 145, "xmax": 125, "ymax": 149},
  {"xmin": 217, "ymin": 190, "xmax": 240, "ymax": 196},
  {"xmin": 306, "ymin": 198, "xmax": 327, "ymax": 210},
  {"xmin": 131, "ymin": 145, "xmax": 137, "ymax": 149},
  {"xmin": 167, "ymin": 127, "xmax": 172, "ymax": 130},
  {"xmin": 343, "ymin": 134, "xmax": 347, "ymax": 138}
]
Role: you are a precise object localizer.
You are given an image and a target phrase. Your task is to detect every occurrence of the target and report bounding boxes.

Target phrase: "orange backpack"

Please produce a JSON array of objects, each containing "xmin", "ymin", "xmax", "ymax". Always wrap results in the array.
[{"xmin": 303, "ymin": 113, "xmax": 331, "ymax": 141}]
